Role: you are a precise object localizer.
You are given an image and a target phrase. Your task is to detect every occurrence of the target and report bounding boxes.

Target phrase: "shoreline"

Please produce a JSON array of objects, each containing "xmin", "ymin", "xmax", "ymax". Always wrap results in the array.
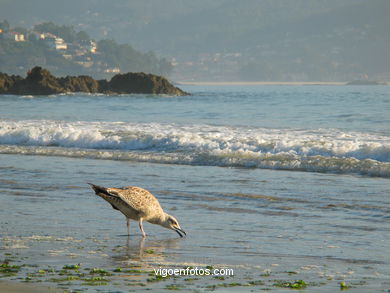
[{"xmin": 177, "ymin": 81, "xmax": 347, "ymax": 86}]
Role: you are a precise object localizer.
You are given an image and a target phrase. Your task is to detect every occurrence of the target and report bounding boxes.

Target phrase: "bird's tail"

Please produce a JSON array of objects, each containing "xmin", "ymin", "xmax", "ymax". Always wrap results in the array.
[
  {"xmin": 88, "ymin": 183, "xmax": 121, "ymax": 211},
  {"xmin": 88, "ymin": 183, "xmax": 110, "ymax": 196}
]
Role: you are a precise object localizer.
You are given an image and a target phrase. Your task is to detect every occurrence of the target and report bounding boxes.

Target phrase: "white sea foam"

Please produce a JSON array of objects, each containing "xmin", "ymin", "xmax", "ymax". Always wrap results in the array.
[{"xmin": 0, "ymin": 119, "xmax": 389, "ymax": 177}]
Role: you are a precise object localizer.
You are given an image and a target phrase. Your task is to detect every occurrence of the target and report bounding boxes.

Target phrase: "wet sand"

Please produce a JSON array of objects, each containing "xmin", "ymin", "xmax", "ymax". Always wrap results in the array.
[
  {"xmin": 0, "ymin": 281, "xmax": 60, "ymax": 293},
  {"xmin": 1, "ymin": 154, "xmax": 389, "ymax": 292}
]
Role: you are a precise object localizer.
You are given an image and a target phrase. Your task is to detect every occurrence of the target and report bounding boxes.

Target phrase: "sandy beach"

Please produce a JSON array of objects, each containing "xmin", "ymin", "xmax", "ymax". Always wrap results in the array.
[{"xmin": 177, "ymin": 81, "xmax": 346, "ymax": 86}]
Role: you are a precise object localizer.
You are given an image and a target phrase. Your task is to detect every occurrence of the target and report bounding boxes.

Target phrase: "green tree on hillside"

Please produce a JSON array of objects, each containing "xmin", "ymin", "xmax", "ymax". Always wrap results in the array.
[
  {"xmin": 1, "ymin": 21, "xmax": 172, "ymax": 78},
  {"xmin": 33, "ymin": 22, "xmax": 91, "ymax": 42},
  {"xmin": 97, "ymin": 39, "xmax": 172, "ymax": 76}
]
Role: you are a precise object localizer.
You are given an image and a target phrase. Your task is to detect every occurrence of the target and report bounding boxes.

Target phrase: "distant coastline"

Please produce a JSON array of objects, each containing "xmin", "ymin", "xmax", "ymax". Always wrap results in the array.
[
  {"xmin": 345, "ymin": 80, "xmax": 388, "ymax": 86},
  {"xmin": 178, "ymin": 81, "xmax": 388, "ymax": 86},
  {"xmin": 179, "ymin": 81, "xmax": 345, "ymax": 86}
]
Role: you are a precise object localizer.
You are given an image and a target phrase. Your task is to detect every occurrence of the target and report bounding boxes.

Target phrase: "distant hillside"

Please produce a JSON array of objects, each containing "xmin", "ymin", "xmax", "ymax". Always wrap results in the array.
[
  {"xmin": 1, "ymin": 0, "xmax": 389, "ymax": 81},
  {"xmin": 235, "ymin": 0, "xmax": 390, "ymax": 81},
  {"xmin": 0, "ymin": 0, "xmax": 362, "ymax": 53},
  {"xmin": 0, "ymin": 22, "xmax": 172, "ymax": 78}
]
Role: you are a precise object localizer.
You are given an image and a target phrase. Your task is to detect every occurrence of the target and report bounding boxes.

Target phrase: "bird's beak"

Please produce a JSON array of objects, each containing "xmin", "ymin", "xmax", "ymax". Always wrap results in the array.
[{"xmin": 175, "ymin": 228, "xmax": 186, "ymax": 238}]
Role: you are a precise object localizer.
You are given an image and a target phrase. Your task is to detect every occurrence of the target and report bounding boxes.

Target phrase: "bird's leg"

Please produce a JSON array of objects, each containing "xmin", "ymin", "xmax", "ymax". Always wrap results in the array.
[
  {"xmin": 138, "ymin": 237, "xmax": 145, "ymax": 258},
  {"xmin": 126, "ymin": 235, "xmax": 130, "ymax": 248},
  {"xmin": 139, "ymin": 219, "xmax": 146, "ymax": 237},
  {"xmin": 126, "ymin": 218, "xmax": 130, "ymax": 236}
]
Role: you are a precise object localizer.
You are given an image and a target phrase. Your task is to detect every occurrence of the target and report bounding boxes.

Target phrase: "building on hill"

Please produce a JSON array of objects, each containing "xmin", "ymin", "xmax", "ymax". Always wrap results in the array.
[
  {"xmin": 80, "ymin": 40, "xmax": 97, "ymax": 54},
  {"xmin": 2, "ymin": 31, "xmax": 25, "ymax": 41},
  {"xmin": 30, "ymin": 31, "xmax": 45, "ymax": 40},
  {"xmin": 40, "ymin": 33, "xmax": 67, "ymax": 50},
  {"xmin": 104, "ymin": 67, "xmax": 120, "ymax": 73}
]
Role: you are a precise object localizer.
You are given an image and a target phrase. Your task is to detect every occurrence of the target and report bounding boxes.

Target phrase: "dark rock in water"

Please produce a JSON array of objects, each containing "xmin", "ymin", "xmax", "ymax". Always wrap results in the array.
[
  {"xmin": 108, "ymin": 72, "xmax": 186, "ymax": 95},
  {"xmin": 97, "ymin": 79, "xmax": 111, "ymax": 93},
  {"xmin": 59, "ymin": 75, "xmax": 100, "ymax": 93},
  {"xmin": 0, "ymin": 66, "xmax": 189, "ymax": 96},
  {"xmin": 0, "ymin": 73, "xmax": 21, "ymax": 93},
  {"xmin": 15, "ymin": 67, "xmax": 64, "ymax": 95}
]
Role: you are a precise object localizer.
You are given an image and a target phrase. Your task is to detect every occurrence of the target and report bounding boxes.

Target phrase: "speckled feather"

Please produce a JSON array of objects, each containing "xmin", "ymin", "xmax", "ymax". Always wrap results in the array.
[
  {"xmin": 93, "ymin": 185, "xmax": 164, "ymax": 222},
  {"xmin": 89, "ymin": 183, "xmax": 186, "ymax": 238}
]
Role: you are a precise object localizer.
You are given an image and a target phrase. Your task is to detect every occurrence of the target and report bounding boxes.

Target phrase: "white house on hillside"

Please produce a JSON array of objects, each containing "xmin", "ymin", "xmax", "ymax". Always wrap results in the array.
[
  {"xmin": 41, "ymin": 33, "xmax": 67, "ymax": 50},
  {"xmin": 3, "ymin": 31, "xmax": 25, "ymax": 41},
  {"xmin": 80, "ymin": 40, "xmax": 97, "ymax": 54}
]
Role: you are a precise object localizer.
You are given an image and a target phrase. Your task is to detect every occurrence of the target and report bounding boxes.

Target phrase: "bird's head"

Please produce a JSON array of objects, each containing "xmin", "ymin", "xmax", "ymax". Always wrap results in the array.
[{"xmin": 162, "ymin": 213, "xmax": 186, "ymax": 238}]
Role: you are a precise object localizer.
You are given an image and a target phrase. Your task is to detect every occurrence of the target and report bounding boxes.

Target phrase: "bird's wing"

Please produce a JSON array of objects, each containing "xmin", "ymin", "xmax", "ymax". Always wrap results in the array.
[
  {"xmin": 107, "ymin": 186, "xmax": 162, "ymax": 214},
  {"xmin": 89, "ymin": 183, "xmax": 128, "ymax": 210}
]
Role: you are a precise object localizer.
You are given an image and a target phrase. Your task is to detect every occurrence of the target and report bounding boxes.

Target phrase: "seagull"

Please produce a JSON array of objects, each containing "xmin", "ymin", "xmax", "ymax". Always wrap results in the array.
[{"xmin": 88, "ymin": 183, "xmax": 186, "ymax": 238}]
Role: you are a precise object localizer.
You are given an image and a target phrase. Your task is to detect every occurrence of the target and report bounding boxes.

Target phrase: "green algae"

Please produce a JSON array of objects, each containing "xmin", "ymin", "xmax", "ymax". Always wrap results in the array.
[
  {"xmin": 0, "ymin": 262, "xmax": 21, "ymax": 276},
  {"xmin": 340, "ymin": 281, "xmax": 350, "ymax": 290},
  {"xmin": 82, "ymin": 281, "xmax": 109, "ymax": 286},
  {"xmin": 0, "ymin": 254, "xmax": 344, "ymax": 291},
  {"xmin": 48, "ymin": 276, "xmax": 80, "ymax": 282},
  {"xmin": 147, "ymin": 274, "xmax": 167, "ymax": 282},
  {"xmin": 206, "ymin": 282, "xmax": 244, "ymax": 290},
  {"xmin": 273, "ymin": 279, "xmax": 307, "ymax": 289},
  {"xmin": 127, "ymin": 282, "xmax": 147, "ymax": 286},
  {"xmin": 248, "ymin": 280, "xmax": 265, "ymax": 285},
  {"xmin": 206, "ymin": 279, "xmax": 266, "ymax": 290},
  {"xmin": 213, "ymin": 276, "xmax": 225, "ymax": 280},
  {"xmin": 89, "ymin": 268, "xmax": 112, "ymax": 276},
  {"xmin": 165, "ymin": 284, "xmax": 184, "ymax": 290},
  {"xmin": 82, "ymin": 276, "xmax": 110, "ymax": 286},
  {"xmin": 62, "ymin": 264, "xmax": 80, "ymax": 270}
]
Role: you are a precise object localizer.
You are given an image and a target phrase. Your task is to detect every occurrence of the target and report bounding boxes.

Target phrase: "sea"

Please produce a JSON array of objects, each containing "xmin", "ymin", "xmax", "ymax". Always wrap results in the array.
[{"xmin": 0, "ymin": 85, "xmax": 389, "ymax": 292}]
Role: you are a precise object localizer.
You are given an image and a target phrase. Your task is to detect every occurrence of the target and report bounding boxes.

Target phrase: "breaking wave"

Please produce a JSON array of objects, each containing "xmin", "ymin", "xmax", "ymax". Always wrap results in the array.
[{"xmin": 0, "ymin": 119, "xmax": 389, "ymax": 177}]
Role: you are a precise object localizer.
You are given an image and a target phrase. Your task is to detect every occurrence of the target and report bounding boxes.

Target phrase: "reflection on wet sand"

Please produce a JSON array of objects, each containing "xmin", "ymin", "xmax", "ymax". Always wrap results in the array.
[{"xmin": 110, "ymin": 236, "xmax": 183, "ymax": 265}]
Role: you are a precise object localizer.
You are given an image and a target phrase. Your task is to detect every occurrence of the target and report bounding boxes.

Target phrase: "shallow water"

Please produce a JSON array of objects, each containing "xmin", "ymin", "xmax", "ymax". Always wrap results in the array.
[
  {"xmin": 0, "ymin": 86, "xmax": 389, "ymax": 178},
  {"xmin": 0, "ymin": 85, "xmax": 389, "ymax": 291},
  {"xmin": 1, "ymin": 154, "xmax": 389, "ymax": 291}
]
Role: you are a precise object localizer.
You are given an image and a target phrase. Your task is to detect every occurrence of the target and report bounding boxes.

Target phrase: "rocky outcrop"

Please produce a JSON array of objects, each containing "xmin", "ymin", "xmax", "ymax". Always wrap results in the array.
[
  {"xmin": 0, "ymin": 73, "xmax": 22, "ymax": 94},
  {"xmin": 108, "ymin": 72, "xmax": 184, "ymax": 95},
  {"xmin": 59, "ymin": 75, "xmax": 100, "ymax": 93},
  {"xmin": 11, "ymin": 67, "xmax": 64, "ymax": 95},
  {"xmin": 0, "ymin": 66, "xmax": 189, "ymax": 96}
]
